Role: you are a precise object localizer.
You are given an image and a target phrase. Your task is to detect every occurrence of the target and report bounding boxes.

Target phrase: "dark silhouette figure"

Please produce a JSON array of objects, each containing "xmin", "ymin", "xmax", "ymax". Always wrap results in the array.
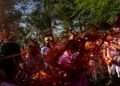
[{"xmin": 0, "ymin": 41, "xmax": 22, "ymax": 85}]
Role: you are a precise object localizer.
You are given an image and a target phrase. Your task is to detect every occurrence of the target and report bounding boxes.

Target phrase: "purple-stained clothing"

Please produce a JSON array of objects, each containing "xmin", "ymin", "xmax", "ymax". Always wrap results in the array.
[
  {"xmin": 58, "ymin": 51, "xmax": 72, "ymax": 65},
  {"xmin": 58, "ymin": 50, "xmax": 88, "ymax": 86},
  {"xmin": 58, "ymin": 51, "xmax": 79, "ymax": 65}
]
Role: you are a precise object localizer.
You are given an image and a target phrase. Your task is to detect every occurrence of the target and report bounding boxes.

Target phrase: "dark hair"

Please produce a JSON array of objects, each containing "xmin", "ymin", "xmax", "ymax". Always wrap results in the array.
[
  {"xmin": 28, "ymin": 41, "xmax": 40, "ymax": 57},
  {"xmin": 0, "ymin": 41, "xmax": 22, "ymax": 80}
]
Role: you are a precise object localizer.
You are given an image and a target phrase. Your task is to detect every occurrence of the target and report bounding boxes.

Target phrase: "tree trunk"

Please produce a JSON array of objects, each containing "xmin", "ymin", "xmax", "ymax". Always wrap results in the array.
[{"xmin": 78, "ymin": 18, "xmax": 82, "ymax": 32}]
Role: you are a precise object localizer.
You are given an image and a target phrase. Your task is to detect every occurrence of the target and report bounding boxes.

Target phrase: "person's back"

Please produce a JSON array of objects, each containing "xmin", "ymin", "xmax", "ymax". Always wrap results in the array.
[{"xmin": 0, "ymin": 41, "xmax": 22, "ymax": 86}]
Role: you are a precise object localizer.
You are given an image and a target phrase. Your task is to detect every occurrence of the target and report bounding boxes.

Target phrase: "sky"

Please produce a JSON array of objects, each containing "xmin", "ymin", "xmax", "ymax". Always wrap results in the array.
[
  {"xmin": 14, "ymin": 0, "xmax": 40, "ymax": 15},
  {"xmin": 14, "ymin": 0, "xmax": 39, "ymax": 28}
]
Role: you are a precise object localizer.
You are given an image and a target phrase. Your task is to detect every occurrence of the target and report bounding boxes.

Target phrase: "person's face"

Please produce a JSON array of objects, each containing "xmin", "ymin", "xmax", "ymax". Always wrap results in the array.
[
  {"xmin": 68, "ymin": 33, "xmax": 74, "ymax": 40},
  {"xmin": 45, "ymin": 37, "xmax": 50, "ymax": 44},
  {"xmin": 45, "ymin": 40, "xmax": 49, "ymax": 44},
  {"xmin": 96, "ymin": 39, "xmax": 102, "ymax": 46}
]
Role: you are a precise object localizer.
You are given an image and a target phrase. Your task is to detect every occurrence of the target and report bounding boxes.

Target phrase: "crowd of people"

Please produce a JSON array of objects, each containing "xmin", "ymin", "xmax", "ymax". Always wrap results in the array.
[{"xmin": 0, "ymin": 28, "xmax": 120, "ymax": 86}]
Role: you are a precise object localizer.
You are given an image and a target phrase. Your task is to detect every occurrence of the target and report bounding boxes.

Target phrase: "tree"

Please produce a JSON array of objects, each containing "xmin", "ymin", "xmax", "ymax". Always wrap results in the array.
[
  {"xmin": 26, "ymin": 0, "xmax": 56, "ymax": 35},
  {"xmin": 74, "ymin": 0, "xmax": 120, "ymax": 29},
  {"xmin": 0, "ymin": 0, "xmax": 21, "ymax": 40},
  {"xmin": 26, "ymin": 0, "xmax": 77, "ymax": 35},
  {"xmin": 53, "ymin": 0, "xmax": 75, "ymax": 31}
]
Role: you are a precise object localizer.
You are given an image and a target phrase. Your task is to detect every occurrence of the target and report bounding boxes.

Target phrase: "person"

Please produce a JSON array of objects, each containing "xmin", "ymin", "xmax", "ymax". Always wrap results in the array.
[
  {"xmin": 110, "ymin": 38, "xmax": 120, "ymax": 78},
  {"xmin": 0, "ymin": 40, "xmax": 22, "ymax": 86},
  {"xmin": 25, "ymin": 40, "xmax": 43, "ymax": 73},
  {"xmin": 41, "ymin": 35, "xmax": 55, "ymax": 57},
  {"xmin": 58, "ymin": 32, "xmax": 88, "ymax": 86},
  {"xmin": 65, "ymin": 32, "xmax": 79, "ymax": 51}
]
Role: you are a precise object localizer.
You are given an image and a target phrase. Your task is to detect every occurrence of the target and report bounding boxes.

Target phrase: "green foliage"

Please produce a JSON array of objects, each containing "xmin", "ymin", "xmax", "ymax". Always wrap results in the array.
[
  {"xmin": 26, "ymin": 0, "xmax": 56, "ymax": 33},
  {"xmin": 27, "ymin": 12, "xmax": 51, "ymax": 31},
  {"xmin": 15, "ymin": 0, "xmax": 120, "ymax": 41},
  {"xmin": 74, "ymin": 0, "xmax": 120, "ymax": 26},
  {"xmin": 54, "ymin": 0, "xmax": 75, "ymax": 29}
]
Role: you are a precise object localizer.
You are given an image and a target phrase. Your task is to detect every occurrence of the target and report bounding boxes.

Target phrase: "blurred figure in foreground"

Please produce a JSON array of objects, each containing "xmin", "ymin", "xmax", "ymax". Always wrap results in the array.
[{"xmin": 0, "ymin": 40, "xmax": 22, "ymax": 86}]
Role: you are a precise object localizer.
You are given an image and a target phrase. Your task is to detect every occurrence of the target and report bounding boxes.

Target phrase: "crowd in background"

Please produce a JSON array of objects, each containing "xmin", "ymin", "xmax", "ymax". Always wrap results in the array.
[{"xmin": 0, "ymin": 27, "xmax": 120, "ymax": 86}]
